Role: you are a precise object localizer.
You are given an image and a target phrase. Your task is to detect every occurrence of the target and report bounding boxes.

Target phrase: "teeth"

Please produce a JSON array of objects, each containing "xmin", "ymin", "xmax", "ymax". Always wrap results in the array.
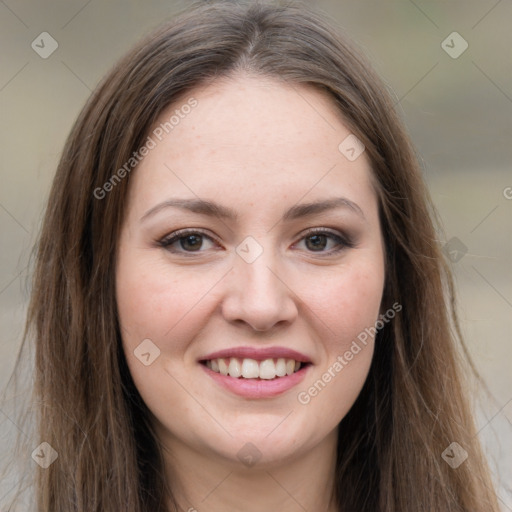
[
  {"xmin": 206, "ymin": 357, "xmax": 303, "ymax": 379},
  {"xmin": 241, "ymin": 359, "xmax": 259, "ymax": 379},
  {"xmin": 228, "ymin": 358, "xmax": 242, "ymax": 378},
  {"xmin": 275, "ymin": 358, "xmax": 287, "ymax": 377},
  {"xmin": 259, "ymin": 359, "xmax": 276, "ymax": 380},
  {"xmin": 218, "ymin": 358, "xmax": 228, "ymax": 376}
]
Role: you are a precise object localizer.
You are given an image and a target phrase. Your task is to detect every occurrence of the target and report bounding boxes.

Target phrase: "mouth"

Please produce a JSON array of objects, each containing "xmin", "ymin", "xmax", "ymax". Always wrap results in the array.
[
  {"xmin": 199, "ymin": 347, "xmax": 312, "ymax": 398},
  {"xmin": 201, "ymin": 357, "xmax": 310, "ymax": 380}
]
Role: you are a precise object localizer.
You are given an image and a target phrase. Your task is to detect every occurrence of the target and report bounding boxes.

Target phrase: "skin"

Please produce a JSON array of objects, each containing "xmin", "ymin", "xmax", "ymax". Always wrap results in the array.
[{"xmin": 116, "ymin": 74, "xmax": 386, "ymax": 512}]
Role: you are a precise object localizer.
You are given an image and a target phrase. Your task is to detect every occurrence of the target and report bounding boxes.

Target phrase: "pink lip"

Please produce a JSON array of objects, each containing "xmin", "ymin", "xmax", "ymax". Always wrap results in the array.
[
  {"xmin": 201, "ymin": 363, "xmax": 310, "ymax": 399},
  {"xmin": 200, "ymin": 346, "xmax": 312, "ymax": 363}
]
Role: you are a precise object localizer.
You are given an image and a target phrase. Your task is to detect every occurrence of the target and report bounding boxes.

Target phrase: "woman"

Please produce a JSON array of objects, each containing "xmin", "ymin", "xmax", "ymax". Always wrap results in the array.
[{"xmin": 7, "ymin": 1, "xmax": 500, "ymax": 510}]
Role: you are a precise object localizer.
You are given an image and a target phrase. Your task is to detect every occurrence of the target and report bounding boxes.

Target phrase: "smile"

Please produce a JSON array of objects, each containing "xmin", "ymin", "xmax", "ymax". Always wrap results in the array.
[{"xmin": 199, "ymin": 346, "xmax": 312, "ymax": 398}]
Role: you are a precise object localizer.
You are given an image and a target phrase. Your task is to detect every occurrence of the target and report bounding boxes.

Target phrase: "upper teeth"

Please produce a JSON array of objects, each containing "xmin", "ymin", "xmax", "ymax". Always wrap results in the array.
[{"xmin": 205, "ymin": 357, "xmax": 301, "ymax": 379}]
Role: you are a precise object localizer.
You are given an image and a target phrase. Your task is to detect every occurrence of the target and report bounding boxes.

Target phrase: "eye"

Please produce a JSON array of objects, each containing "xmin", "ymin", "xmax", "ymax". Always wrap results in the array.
[
  {"xmin": 158, "ymin": 228, "xmax": 353, "ymax": 255},
  {"xmin": 293, "ymin": 228, "xmax": 353, "ymax": 254},
  {"xmin": 158, "ymin": 229, "xmax": 218, "ymax": 253}
]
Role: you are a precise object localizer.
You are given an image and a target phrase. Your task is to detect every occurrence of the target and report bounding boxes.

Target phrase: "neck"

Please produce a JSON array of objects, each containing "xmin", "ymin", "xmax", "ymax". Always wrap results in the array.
[{"xmin": 161, "ymin": 429, "xmax": 339, "ymax": 512}]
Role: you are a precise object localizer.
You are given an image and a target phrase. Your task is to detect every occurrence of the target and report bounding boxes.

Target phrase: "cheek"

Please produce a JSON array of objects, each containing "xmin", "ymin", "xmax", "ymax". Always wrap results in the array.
[
  {"xmin": 116, "ymin": 256, "xmax": 213, "ymax": 344},
  {"xmin": 115, "ymin": 257, "xmax": 206, "ymax": 418},
  {"xmin": 300, "ymin": 259, "xmax": 385, "ymax": 346},
  {"xmin": 294, "ymin": 259, "xmax": 384, "ymax": 412}
]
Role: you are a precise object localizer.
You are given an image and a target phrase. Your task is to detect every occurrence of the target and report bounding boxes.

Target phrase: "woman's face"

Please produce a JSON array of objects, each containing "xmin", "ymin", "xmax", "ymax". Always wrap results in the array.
[{"xmin": 116, "ymin": 75, "xmax": 385, "ymax": 467}]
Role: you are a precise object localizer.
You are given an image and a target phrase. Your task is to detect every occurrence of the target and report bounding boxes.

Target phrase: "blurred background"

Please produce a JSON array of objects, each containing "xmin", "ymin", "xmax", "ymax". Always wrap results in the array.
[{"xmin": 0, "ymin": 0, "xmax": 511, "ymax": 508}]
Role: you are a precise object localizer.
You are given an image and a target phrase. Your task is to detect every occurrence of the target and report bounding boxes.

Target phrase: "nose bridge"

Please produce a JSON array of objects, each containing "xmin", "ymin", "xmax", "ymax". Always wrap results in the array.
[
  {"xmin": 221, "ymin": 240, "xmax": 297, "ymax": 330},
  {"xmin": 240, "ymin": 253, "xmax": 281, "ymax": 300}
]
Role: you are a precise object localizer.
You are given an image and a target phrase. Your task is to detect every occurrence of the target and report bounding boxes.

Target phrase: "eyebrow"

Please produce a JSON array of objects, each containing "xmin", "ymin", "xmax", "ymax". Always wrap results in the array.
[{"xmin": 140, "ymin": 197, "xmax": 365, "ymax": 223}]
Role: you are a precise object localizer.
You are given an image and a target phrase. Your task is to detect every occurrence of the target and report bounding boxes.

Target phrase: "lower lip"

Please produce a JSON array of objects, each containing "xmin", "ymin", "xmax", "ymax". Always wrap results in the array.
[{"xmin": 201, "ymin": 364, "xmax": 310, "ymax": 399}]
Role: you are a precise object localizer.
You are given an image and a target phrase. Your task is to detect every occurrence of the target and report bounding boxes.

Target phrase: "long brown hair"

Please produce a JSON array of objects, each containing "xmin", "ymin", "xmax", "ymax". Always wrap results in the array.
[{"xmin": 6, "ymin": 1, "xmax": 499, "ymax": 510}]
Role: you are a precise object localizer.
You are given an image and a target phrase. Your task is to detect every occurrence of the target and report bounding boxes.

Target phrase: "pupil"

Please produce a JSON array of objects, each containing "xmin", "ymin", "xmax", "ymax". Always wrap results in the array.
[
  {"xmin": 181, "ymin": 235, "xmax": 202, "ymax": 251},
  {"xmin": 306, "ymin": 234, "xmax": 327, "ymax": 251}
]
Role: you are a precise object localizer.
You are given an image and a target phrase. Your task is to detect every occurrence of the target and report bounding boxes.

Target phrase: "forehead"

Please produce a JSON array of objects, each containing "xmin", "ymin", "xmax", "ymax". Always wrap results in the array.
[
  {"xmin": 128, "ymin": 75, "xmax": 376, "ymax": 216},
  {"xmin": 165, "ymin": 75, "xmax": 351, "ymax": 160}
]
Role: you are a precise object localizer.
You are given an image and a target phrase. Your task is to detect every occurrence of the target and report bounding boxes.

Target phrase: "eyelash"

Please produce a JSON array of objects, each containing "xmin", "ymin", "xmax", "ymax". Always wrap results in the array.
[{"xmin": 157, "ymin": 227, "xmax": 355, "ymax": 256}]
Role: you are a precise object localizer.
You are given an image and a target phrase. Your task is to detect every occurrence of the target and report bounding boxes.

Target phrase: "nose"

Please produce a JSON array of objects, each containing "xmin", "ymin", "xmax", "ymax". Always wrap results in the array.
[{"xmin": 221, "ymin": 250, "xmax": 298, "ymax": 332}]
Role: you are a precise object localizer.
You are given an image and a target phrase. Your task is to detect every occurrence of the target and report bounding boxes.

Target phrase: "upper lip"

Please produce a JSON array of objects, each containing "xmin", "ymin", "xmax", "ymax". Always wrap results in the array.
[{"xmin": 200, "ymin": 346, "xmax": 312, "ymax": 363}]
